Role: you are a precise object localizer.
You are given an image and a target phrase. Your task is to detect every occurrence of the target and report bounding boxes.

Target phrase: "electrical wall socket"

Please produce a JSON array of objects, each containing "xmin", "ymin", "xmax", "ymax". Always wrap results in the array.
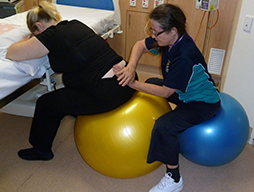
[
  {"xmin": 130, "ymin": 0, "xmax": 136, "ymax": 7},
  {"xmin": 142, "ymin": 0, "xmax": 149, "ymax": 8},
  {"xmin": 195, "ymin": 0, "xmax": 201, "ymax": 9},
  {"xmin": 243, "ymin": 15, "xmax": 253, "ymax": 32},
  {"xmin": 154, "ymin": 0, "xmax": 164, "ymax": 7}
]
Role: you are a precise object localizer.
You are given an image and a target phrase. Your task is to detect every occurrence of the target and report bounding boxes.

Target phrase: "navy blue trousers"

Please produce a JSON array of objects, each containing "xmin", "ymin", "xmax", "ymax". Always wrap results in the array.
[{"xmin": 145, "ymin": 78, "xmax": 221, "ymax": 165}]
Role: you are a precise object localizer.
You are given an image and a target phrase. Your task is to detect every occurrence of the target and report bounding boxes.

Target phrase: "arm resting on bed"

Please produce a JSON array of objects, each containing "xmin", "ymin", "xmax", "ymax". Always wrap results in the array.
[{"xmin": 6, "ymin": 36, "xmax": 49, "ymax": 61}]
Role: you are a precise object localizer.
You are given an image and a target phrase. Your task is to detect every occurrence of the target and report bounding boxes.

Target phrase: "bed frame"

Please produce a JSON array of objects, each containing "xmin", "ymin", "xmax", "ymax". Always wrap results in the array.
[
  {"xmin": 0, "ymin": 79, "xmax": 40, "ymax": 109},
  {"xmin": 0, "ymin": 0, "xmax": 122, "ymax": 115}
]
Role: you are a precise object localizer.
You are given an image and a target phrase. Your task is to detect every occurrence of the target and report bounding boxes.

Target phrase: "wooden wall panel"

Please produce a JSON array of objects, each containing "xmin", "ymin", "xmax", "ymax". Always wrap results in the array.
[
  {"xmin": 23, "ymin": 0, "xmax": 52, "ymax": 11},
  {"xmin": 205, "ymin": 0, "xmax": 238, "ymax": 61},
  {"xmin": 168, "ymin": 0, "xmax": 208, "ymax": 51},
  {"xmin": 100, "ymin": 0, "xmax": 238, "ymax": 76}
]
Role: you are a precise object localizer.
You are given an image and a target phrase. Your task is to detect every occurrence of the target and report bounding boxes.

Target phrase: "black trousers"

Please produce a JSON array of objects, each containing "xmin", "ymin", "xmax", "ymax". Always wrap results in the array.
[
  {"xmin": 145, "ymin": 78, "xmax": 221, "ymax": 165},
  {"xmin": 29, "ymin": 76, "xmax": 136, "ymax": 152}
]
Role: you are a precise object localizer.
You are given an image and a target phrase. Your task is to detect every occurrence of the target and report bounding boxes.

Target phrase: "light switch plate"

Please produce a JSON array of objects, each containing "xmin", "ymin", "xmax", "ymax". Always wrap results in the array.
[
  {"xmin": 130, "ymin": 0, "xmax": 136, "ymax": 7},
  {"xmin": 142, "ymin": 0, "xmax": 149, "ymax": 8},
  {"xmin": 154, "ymin": 0, "xmax": 164, "ymax": 8},
  {"xmin": 243, "ymin": 15, "xmax": 253, "ymax": 32}
]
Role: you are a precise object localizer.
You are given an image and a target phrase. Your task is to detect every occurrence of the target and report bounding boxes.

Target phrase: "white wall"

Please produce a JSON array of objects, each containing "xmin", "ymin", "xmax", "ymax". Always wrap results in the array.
[
  {"xmin": 52, "ymin": 0, "xmax": 56, "ymax": 3},
  {"xmin": 223, "ymin": 0, "xmax": 254, "ymax": 141}
]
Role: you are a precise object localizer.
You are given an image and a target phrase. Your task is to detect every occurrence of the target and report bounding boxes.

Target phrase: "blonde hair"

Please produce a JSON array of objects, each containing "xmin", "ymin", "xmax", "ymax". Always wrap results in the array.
[{"xmin": 27, "ymin": 1, "xmax": 62, "ymax": 33}]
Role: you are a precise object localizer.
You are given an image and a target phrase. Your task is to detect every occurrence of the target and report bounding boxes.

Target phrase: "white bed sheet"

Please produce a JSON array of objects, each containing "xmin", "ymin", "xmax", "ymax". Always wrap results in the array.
[
  {"xmin": 0, "ymin": 4, "xmax": 115, "ymax": 34},
  {"xmin": 0, "ymin": 4, "xmax": 115, "ymax": 100},
  {"xmin": 0, "ymin": 25, "xmax": 50, "ymax": 100},
  {"xmin": 56, "ymin": 4, "xmax": 115, "ymax": 34}
]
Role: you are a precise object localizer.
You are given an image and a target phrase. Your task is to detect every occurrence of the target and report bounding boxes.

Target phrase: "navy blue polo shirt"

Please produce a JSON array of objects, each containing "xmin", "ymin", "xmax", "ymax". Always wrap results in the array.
[{"xmin": 145, "ymin": 35, "xmax": 220, "ymax": 104}]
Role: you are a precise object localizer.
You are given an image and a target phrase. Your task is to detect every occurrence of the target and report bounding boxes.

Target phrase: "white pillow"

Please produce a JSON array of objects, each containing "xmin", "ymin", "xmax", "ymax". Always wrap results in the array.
[
  {"xmin": 0, "ymin": 23, "xmax": 21, "ymax": 35},
  {"xmin": 0, "ymin": 25, "xmax": 50, "ymax": 76},
  {"xmin": 0, "ymin": 25, "xmax": 29, "ymax": 47},
  {"xmin": 13, "ymin": 53, "xmax": 50, "ymax": 77}
]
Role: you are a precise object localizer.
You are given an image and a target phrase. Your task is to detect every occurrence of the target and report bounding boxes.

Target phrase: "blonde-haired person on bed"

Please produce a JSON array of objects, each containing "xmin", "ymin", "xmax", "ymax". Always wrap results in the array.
[
  {"xmin": 7, "ymin": 1, "xmax": 137, "ymax": 161},
  {"xmin": 26, "ymin": 1, "xmax": 62, "ymax": 35}
]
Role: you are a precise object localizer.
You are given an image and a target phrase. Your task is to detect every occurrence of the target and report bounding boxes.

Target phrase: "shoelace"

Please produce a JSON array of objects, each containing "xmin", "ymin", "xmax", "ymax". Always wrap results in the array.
[{"xmin": 157, "ymin": 173, "xmax": 175, "ymax": 190}]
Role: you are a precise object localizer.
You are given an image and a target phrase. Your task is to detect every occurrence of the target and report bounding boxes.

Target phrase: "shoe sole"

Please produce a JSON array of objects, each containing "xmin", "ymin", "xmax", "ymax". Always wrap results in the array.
[
  {"xmin": 172, "ymin": 184, "xmax": 183, "ymax": 192},
  {"xmin": 149, "ymin": 184, "xmax": 183, "ymax": 192}
]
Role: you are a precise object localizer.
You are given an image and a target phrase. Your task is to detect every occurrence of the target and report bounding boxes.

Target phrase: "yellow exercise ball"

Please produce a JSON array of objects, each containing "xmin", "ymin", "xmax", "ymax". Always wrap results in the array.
[{"xmin": 74, "ymin": 91, "xmax": 171, "ymax": 178}]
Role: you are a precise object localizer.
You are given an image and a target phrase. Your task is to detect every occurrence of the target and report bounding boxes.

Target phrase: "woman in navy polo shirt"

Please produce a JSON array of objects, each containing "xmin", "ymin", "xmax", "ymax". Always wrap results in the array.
[{"xmin": 114, "ymin": 4, "xmax": 220, "ymax": 192}]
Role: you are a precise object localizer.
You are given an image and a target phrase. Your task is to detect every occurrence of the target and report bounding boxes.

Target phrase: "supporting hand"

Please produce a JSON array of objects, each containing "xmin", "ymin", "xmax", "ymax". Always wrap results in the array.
[{"xmin": 113, "ymin": 65, "xmax": 136, "ymax": 87}]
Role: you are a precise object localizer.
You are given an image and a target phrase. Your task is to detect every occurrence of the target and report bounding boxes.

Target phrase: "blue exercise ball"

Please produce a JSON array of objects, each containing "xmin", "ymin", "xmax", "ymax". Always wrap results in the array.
[{"xmin": 179, "ymin": 92, "xmax": 249, "ymax": 166}]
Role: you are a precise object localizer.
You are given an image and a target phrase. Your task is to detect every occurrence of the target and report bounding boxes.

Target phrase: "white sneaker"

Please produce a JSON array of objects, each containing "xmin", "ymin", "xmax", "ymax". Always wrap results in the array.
[{"xmin": 149, "ymin": 173, "xmax": 183, "ymax": 192}]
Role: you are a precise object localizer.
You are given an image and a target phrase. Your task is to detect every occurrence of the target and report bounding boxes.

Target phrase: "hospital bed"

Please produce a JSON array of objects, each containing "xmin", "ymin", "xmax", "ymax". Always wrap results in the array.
[{"xmin": 0, "ymin": 0, "xmax": 121, "ymax": 116}]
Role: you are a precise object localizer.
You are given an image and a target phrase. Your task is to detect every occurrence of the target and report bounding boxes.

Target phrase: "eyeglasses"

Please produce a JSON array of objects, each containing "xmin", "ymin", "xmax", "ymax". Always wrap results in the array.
[{"xmin": 150, "ymin": 28, "xmax": 166, "ymax": 37}]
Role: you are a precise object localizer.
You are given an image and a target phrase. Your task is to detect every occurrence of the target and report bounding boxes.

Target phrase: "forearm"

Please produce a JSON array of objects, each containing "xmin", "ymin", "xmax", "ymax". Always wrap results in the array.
[
  {"xmin": 6, "ymin": 36, "xmax": 49, "ymax": 61},
  {"xmin": 7, "ymin": 42, "xmax": 28, "ymax": 61},
  {"xmin": 128, "ymin": 39, "xmax": 148, "ymax": 69},
  {"xmin": 129, "ymin": 80, "xmax": 176, "ymax": 98},
  {"xmin": 6, "ymin": 34, "xmax": 32, "ymax": 60}
]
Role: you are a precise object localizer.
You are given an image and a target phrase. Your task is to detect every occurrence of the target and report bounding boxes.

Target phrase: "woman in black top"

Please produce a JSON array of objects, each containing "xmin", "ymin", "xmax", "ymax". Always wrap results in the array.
[{"xmin": 7, "ymin": 1, "xmax": 136, "ymax": 160}]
